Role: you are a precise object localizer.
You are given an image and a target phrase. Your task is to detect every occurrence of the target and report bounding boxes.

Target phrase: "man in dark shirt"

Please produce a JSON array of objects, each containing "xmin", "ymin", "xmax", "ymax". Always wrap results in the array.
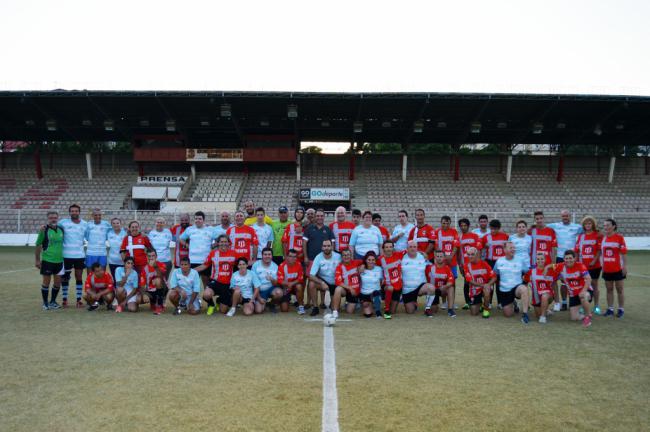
[{"xmin": 303, "ymin": 208, "xmax": 335, "ymax": 312}]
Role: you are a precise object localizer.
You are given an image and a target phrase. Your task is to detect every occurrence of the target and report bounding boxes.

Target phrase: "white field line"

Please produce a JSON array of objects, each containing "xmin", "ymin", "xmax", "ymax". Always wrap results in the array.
[
  {"xmin": 322, "ymin": 326, "xmax": 340, "ymax": 432},
  {"xmin": 628, "ymin": 272, "xmax": 650, "ymax": 279},
  {"xmin": 304, "ymin": 318, "xmax": 353, "ymax": 322},
  {"xmin": 0, "ymin": 267, "xmax": 33, "ymax": 275}
]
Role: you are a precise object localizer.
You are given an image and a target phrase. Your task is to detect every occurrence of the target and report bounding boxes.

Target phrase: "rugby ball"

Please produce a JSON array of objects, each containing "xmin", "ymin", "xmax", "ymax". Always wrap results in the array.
[{"xmin": 323, "ymin": 313, "xmax": 336, "ymax": 327}]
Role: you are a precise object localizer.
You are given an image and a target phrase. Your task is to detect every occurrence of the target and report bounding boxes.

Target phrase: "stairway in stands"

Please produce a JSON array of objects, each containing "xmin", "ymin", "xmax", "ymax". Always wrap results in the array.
[
  {"xmin": 351, "ymin": 171, "xmax": 369, "ymax": 211},
  {"xmin": 11, "ymin": 178, "xmax": 68, "ymax": 209}
]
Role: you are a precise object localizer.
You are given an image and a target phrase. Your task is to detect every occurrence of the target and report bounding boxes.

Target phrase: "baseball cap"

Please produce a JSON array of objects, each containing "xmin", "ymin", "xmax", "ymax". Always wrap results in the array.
[{"xmin": 278, "ymin": 206, "xmax": 289, "ymax": 212}]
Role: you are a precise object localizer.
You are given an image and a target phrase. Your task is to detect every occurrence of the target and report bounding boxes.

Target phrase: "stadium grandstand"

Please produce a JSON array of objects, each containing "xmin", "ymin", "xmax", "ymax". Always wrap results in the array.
[{"xmin": 0, "ymin": 90, "xmax": 649, "ymax": 238}]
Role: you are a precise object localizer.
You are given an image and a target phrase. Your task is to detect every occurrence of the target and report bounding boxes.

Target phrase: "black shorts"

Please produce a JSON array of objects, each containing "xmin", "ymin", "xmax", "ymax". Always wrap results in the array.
[
  {"xmin": 469, "ymin": 293, "xmax": 484, "ymax": 306},
  {"xmin": 207, "ymin": 280, "xmax": 233, "ymax": 307},
  {"xmin": 327, "ymin": 283, "xmax": 337, "ymax": 297},
  {"xmin": 272, "ymin": 256, "xmax": 284, "ymax": 266},
  {"xmin": 40, "ymin": 260, "xmax": 64, "ymax": 276},
  {"xmin": 402, "ymin": 283, "xmax": 428, "ymax": 304},
  {"xmin": 190, "ymin": 263, "xmax": 211, "ymax": 277},
  {"xmin": 345, "ymin": 291, "xmax": 360, "ymax": 304},
  {"xmin": 497, "ymin": 287, "xmax": 518, "ymax": 307},
  {"xmin": 588, "ymin": 268, "xmax": 602, "ymax": 280},
  {"xmin": 603, "ymin": 271, "xmax": 625, "ymax": 281},
  {"xmin": 64, "ymin": 258, "xmax": 85, "ymax": 271},
  {"xmin": 569, "ymin": 290, "xmax": 592, "ymax": 307},
  {"xmin": 359, "ymin": 291, "xmax": 380, "ymax": 302}
]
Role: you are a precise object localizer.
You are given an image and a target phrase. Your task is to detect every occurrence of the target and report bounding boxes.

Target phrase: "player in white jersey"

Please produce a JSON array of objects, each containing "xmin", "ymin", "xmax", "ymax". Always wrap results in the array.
[
  {"xmin": 493, "ymin": 242, "xmax": 531, "ymax": 323},
  {"xmin": 509, "ymin": 220, "xmax": 532, "ymax": 272},
  {"xmin": 84, "ymin": 208, "xmax": 111, "ymax": 272},
  {"xmin": 472, "ymin": 214, "xmax": 490, "ymax": 239},
  {"xmin": 212, "ymin": 211, "xmax": 233, "ymax": 240},
  {"xmin": 179, "ymin": 211, "xmax": 217, "ymax": 285},
  {"xmin": 107, "ymin": 218, "xmax": 127, "ymax": 280},
  {"xmin": 168, "ymin": 257, "xmax": 202, "ymax": 315},
  {"xmin": 148, "ymin": 216, "xmax": 173, "ymax": 278},
  {"xmin": 391, "ymin": 209, "xmax": 415, "ymax": 252},
  {"xmin": 58, "ymin": 204, "xmax": 88, "ymax": 307},
  {"xmin": 252, "ymin": 207, "xmax": 274, "ymax": 259},
  {"xmin": 308, "ymin": 239, "xmax": 342, "ymax": 311},
  {"xmin": 400, "ymin": 241, "xmax": 438, "ymax": 314},
  {"xmin": 251, "ymin": 248, "xmax": 281, "ymax": 313}
]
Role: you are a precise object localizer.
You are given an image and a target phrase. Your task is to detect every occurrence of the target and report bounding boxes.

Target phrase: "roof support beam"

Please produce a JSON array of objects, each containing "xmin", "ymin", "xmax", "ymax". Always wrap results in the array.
[{"xmin": 456, "ymin": 97, "xmax": 491, "ymax": 144}]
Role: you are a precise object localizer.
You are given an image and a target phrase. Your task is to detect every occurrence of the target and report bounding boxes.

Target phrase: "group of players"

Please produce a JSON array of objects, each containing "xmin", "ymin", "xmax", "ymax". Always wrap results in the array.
[{"xmin": 34, "ymin": 200, "xmax": 628, "ymax": 326}]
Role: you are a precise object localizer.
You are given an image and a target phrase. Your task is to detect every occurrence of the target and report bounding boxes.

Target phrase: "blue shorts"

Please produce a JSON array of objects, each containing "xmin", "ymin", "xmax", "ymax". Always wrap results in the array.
[
  {"xmin": 259, "ymin": 287, "xmax": 279, "ymax": 301},
  {"xmin": 85, "ymin": 256, "xmax": 107, "ymax": 268}
]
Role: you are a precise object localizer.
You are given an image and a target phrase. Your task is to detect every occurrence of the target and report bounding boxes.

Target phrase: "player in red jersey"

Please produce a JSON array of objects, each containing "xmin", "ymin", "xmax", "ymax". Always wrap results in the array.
[
  {"xmin": 329, "ymin": 206, "xmax": 356, "ymax": 253},
  {"xmin": 575, "ymin": 216, "xmax": 603, "ymax": 314},
  {"xmin": 120, "ymin": 221, "xmax": 153, "ymax": 273},
  {"xmin": 483, "ymin": 219, "xmax": 508, "ymax": 306},
  {"xmin": 227, "ymin": 211, "xmax": 259, "ymax": 263},
  {"xmin": 525, "ymin": 252, "xmax": 557, "ymax": 323},
  {"xmin": 282, "ymin": 221, "xmax": 305, "ymax": 260},
  {"xmin": 435, "ymin": 215, "xmax": 460, "ymax": 310},
  {"xmin": 333, "ymin": 249, "xmax": 363, "ymax": 315},
  {"xmin": 83, "ymin": 262, "xmax": 115, "ymax": 311},
  {"xmin": 377, "ymin": 239, "xmax": 405, "ymax": 318},
  {"xmin": 277, "ymin": 249, "xmax": 305, "ymax": 314},
  {"xmin": 138, "ymin": 249, "xmax": 168, "ymax": 315},
  {"xmin": 170, "ymin": 213, "xmax": 190, "ymax": 268},
  {"xmin": 463, "ymin": 247, "xmax": 496, "ymax": 317},
  {"xmin": 600, "ymin": 218, "xmax": 627, "ymax": 318},
  {"xmin": 529, "ymin": 211, "xmax": 560, "ymax": 311},
  {"xmin": 372, "ymin": 213, "xmax": 391, "ymax": 243},
  {"xmin": 407, "ymin": 208, "xmax": 436, "ymax": 260},
  {"xmin": 457, "ymin": 218, "xmax": 484, "ymax": 310},
  {"xmin": 545, "ymin": 250, "xmax": 593, "ymax": 327},
  {"xmin": 195, "ymin": 234, "xmax": 237, "ymax": 315},
  {"xmin": 424, "ymin": 250, "xmax": 456, "ymax": 317}
]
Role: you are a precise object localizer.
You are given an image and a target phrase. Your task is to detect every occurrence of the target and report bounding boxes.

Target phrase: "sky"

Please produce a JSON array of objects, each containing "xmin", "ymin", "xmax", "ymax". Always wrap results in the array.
[{"xmin": 1, "ymin": 0, "xmax": 649, "ymax": 96}]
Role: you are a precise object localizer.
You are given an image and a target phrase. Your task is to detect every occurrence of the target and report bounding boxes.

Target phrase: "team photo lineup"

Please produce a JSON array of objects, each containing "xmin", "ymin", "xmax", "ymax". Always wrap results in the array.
[{"xmin": 35, "ymin": 200, "xmax": 627, "ymax": 326}]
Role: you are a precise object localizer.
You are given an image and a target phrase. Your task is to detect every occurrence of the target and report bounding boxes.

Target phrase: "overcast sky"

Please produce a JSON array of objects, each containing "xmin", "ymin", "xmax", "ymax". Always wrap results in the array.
[{"xmin": 1, "ymin": 0, "xmax": 649, "ymax": 96}]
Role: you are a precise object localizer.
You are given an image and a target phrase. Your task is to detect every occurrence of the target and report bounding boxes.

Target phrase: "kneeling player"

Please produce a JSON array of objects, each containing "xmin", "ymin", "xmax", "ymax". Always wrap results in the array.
[
  {"xmin": 195, "ymin": 235, "xmax": 237, "ymax": 316},
  {"xmin": 358, "ymin": 251, "xmax": 384, "ymax": 318},
  {"xmin": 401, "ymin": 241, "xmax": 438, "ymax": 314},
  {"xmin": 228, "ymin": 257, "xmax": 259, "ymax": 317},
  {"xmin": 546, "ymin": 250, "xmax": 593, "ymax": 327},
  {"xmin": 425, "ymin": 250, "xmax": 457, "ymax": 317},
  {"xmin": 377, "ymin": 240, "xmax": 404, "ymax": 318},
  {"xmin": 525, "ymin": 252, "xmax": 557, "ymax": 323},
  {"xmin": 115, "ymin": 257, "xmax": 141, "ymax": 312},
  {"xmin": 140, "ymin": 249, "xmax": 168, "ymax": 315},
  {"xmin": 333, "ymin": 249, "xmax": 363, "ymax": 316},
  {"xmin": 168, "ymin": 257, "xmax": 201, "ymax": 315},
  {"xmin": 277, "ymin": 249, "xmax": 305, "ymax": 314},
  {"xmin": 463, "ymin": 247, "xmax": 496, "ymax": 318},
  {"xmin": 493, "ymin": 242, "xmax": 531, "ymax": 324},
  {"xmin": 251, "ymin": 248, "xmax": 281, "ymax": 314},
  {"xmin": 83, "ymin": 262, "xmax": 115, "ymax": 311}
]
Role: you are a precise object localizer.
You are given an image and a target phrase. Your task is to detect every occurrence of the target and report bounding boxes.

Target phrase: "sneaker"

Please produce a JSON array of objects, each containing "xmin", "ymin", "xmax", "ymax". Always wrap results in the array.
[
  {"xmin": 76, "ymin": 300, "xmax": 84, "ymax": 309},
  {"xmin": 62, "ymin": 299, "xmax": 68, "ymax": 308},
  {"xmin": 582, "ymin": 315, "xmax": 592, "ymax": 327},
  {"xmin": 593, "ymin": 306, "xmax": 602, "ymax": 315},
  {"xmin": 521, "ymin": 313, "xmax": 530, "ymax": 324},
  {"xmin": 158, "ymin": 305, "xmax": 164, "ymax": 314},
  {"xmin": 332, "ymin": 310, "xmax": 339, "ymax": 319},
  {"xmin": 616, "ymin": 309, "xmax": 624, "ymax": 319},
  {"xmin": 603, "ymin": 308, "xmax": 615, "ymax": 317},
  {"xmin": 482, "ymin": 309, "xmax": 491, "ymax": 319},
  {"xmin": 42, "ymin": 304, "xmax": 49, "ymax": 311},
  {"xmin": 375, "ymin": 310, "xmax": 382, "ymax": 319},
  {"xmin": 448, "ymin": 309, "xmax": 457, "ymax": 318},
  {"xmin": 206, "ymin": 305, "xmax": 215, "ymax": 316},
  {"xmin": 383, "ymin": 312, "xmax": 392, "ymax": 319},
  {"xmin": 226, "ymin": 307, "xmax": 236, "ymax": 317},
  {"xmin": 497, "ymin": 304, "xmax": 503, "ymax": 310},
  {"xmin": 424, "ymin": 308, "xmax": 433, "ymax": 317},
  {"xmin": 106, "ymin": 304, "xmax": 114, "ymax": 311},
  {"xmin": 87, "ymin": 302, "xmax": 99, "ymax": 311},
  {"xmin": 538, "ymin": 316, "xmax": 547, "ymax": 324},
  {"xmin": 462, "ymin": 303, "xmax": 470, "ymax": 310},
  {"xmin": 48, "ymin": 301, "xmax": 61, "ymax": 310},
  {"xmin": 179, "ymin": 301, "xmax": 187, "ymax": 310},
  {"xmin": 292, "ymin": 301, "xmax": 299, "ymax": 308},
  {"xmin": 297, "ymin": 305, "xmax": 305, "ymax": 315},
  {"xmin": 310, "ymin": 307, "xmax": 319, "ymax": 317},
  {"xmin": 552, "ymin": 302, "xmax": 561, "ymax": 312},
  {"xmin": 561, "ymin": 303, "xmax": 568, "ymax": 311},
  {"xmin": 115, "ymin": 305, "xmax": 123, "ymax": 313},
  {"xmin": 441, "ymin": 301, "xmax": 448, "ymax": 310},
  {"xmin": 268, "ymin": 303, "xmax": 277, "ymax": 314},
  {"xmin": 153, "ymin": 305, "xmax": 161, "ymax": 315},
  {"xmin": 174, "ymin": 306, "xmax": 182, "ymax": 316}
]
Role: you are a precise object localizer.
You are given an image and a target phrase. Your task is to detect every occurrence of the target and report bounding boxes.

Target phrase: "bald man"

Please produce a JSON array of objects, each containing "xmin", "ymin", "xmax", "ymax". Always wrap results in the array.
[
  {"xmin": 213, "ymin": 211, "xmax": 233, "ymax": 239},
  {"xmin": 244, "ymin": 200, "xmax": 273, "ymax": 226}
]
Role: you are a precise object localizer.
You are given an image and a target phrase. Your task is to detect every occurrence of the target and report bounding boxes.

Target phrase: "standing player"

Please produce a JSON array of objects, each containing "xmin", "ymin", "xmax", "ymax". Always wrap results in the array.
[
  {"xmin": 195, "ymin": 235, "xmax": 237, "ymax": 315},
  {"xmin": 58, "ymin": 204, "xmax": 88, "ymax": 308},
  {"xmin": 407, "ymin": 209, "xmax": 436, "ymax": 261},
  {"xmin": 303, "ymin": 209, "xmax": 335, "ymax": 308},
  {"xmin": 493, "ymin": 242, "xmax": 531, "ymax": 323},
  {"xmin": 107, "ymin": 217, "xmax": 126, "ymax": 281},
  {"xmin": 120, "ymin": 221, "xmax": 153, "ymax": 274},
  {"xmin": 227, "ymin": 257, "xmax": 259, "ymax": 317},
  {"xmin": 435, "ymin": 215, "xmax": 460, "ymax": 310},
  {"xmin": 358, "ymin": 251, "xmax": 384, "ymax": 318},
  {"xmin": 244, "ymin": 200, "xmax": 273, "ymax": 226},
  {"xmin": 472, "ymin": 215, "xmax": 490, "ymax": 239},
  {"xmin": 424, "ymin": 250, "xmax": 457, "ymax": 317},
  {"xmin": 509, "ymin": 220, "xmax": 532, "ymax": 272},
  {"xmin": 377, "ymin": 239, "xmax": 405, "ymax": 318},
  {"xmin": 179, "ymin": 211, "xmax": 217, "ymax": 285},
  {"xmin": 483, "ymin": 219, "xmax": 509, "ymax": 307},
  {"xmin": 252, "ymin": 207, "xmax": 274, "ymax": 260},
  {"xmin": 525, "ymin": 252, "xmax": 557, "ymax": 323},
  {"xmin": 549, "ymin": 210, "xmax": 583, "ymax": 260},
  {"xmin": 400, "ymin": 241, "xmax": 438, "ymax": 314},
  {"xmin": 332, "ymin": 249, "xmax": 363, "ymax": 316},
  {"xmin": 277, "ymin": 249, "xmax": 306, "ymax": 314},
  {"xmin": 84, "ymin": 208, "xmax": 111, "ymax": 271},
  {"xmin": 546, "ymin": 250, "xmax": 593, "ymax": 327},
  {"xmin": 457, "ymin": 218, "xmax": 483, "ymax": 310},
  {"xmin": 372, "ymin": 213, "xmax": 391, "ymax": 243},
  {"xmin": 600, "ymin": 218, "xmax": 627, "ymax": 318},
  {"xmin": 251, "ymin": 248, "xmax": 281, "ymax": 314},
  {"xmin": 463, "ymin": 247, "xmax": 496, "ymax": 318},
  {"xmin": 213, "ymin": 211, "xmax": 233, "ymax": 240},
  {"xmin": 575, "ymin": 216, "xmax": 603, "ymax": 314},
  {"xmin": 168, "ymin": 257, "xmax": 202, "ymax": 316},
  {"xmin": 83, "ymin": 262, "xmax": 115, "ymax": 311},
  {"xmin": 305, "ymin": 208, "xmax": 316, "ymax": 226},
  {"xmin": 139, "ymin": 249, "xmax": 168, "ymax": 315},
  {"xmin": 349, "ymin": 211, "xmax": 383, "ymax": 260},
  {"xmin": 226, "ymin": 211, "xmax": 259, "ymax": 264},
  {"xmin": 35, "ymin": 211, "xmax": 64, "ymax": 310},
  {"xmin": 330, "ymin": 206, "xmax": 355, "ymax": 253},
  {"xmin": 114, "ymin": 257, "xmax": 140, "ymax": 313},
  {"xmin": 170, "ymin": 213, "xmax": 190, "ymax": 269},
  {"xmin": 282, "ymin": 221, "xmax": 305, "ymax": 261},
  {"xmin": 308, "ymin": 239, "xmax": 342, "ymax": 313},
  {"xmin": 529, "ymin": 211, "xmax": 559, "ymax": 311},
  {"xmin": 148, "ymin": 216, "xmax": 173, "ymax": 278},
  {"xmin": 270, "ymin": 206, "xmax": 292, "ymax": 265},
  {"xmin": 391, "ymin": 209, "xmax": 415, "ymax": 252},
  {"xmin": 351, "ymin": 209, "xmax": 362, "ymax": 226}
]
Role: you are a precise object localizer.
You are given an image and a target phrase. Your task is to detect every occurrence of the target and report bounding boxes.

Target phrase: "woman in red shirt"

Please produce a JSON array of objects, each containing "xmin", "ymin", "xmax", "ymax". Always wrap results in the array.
[
  {"xmin": 575, "ymin": 216, "xmax": 603, "ymax": 314},
  {"xmin": 600, "ymin": 218, "xmax": 627, "ymax": 318}
]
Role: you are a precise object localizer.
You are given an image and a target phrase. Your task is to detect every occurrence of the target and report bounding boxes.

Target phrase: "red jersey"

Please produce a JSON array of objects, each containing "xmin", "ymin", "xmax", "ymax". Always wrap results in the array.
[
  {"xmin": 335, "ymin": 260, "xmax": 362, "ymax": 295},
  {"xmin": 529, "ymin": 227, "xmax": 557, "ymax": 265},
  {"xmin": 435, "ymin": 228, "xmax": 460, "ymax": 266},
  {"xmin": 203, "ymin": 248, "xmax": 237, "ymax": 284},
  {"xmin": 170, "ymin": 224, "xmax": 190, "ymax": 267},
  {"xmin": 377, "ymin": 225, "xmax": 390, "ymax": 243},
  {"xmin": 555, "ymin": 262, "xmax": 590, "ymax": 296},
  {"xmin": 408, "ymin": 224, "xmax": 436, "ymax": 260},
  {"xmin": 484, "ymin": 232, "xmax": 509, "ymax": 261},
  {"xmin": 329, "ymin": 221, "xmax": 356, "ymax": 251},
  {"xmin": 139, "ymin": 262, "xmax": 167, "ymax": 292},
  {"xmin": 524, "ymin": 267, "xmax": 556, "ymax": 297},
  {"xmin": 84, "ymin": 272, "xmax": 115, "ymax": 292},
  {"xmin": 121, "ymin": 234, "xmax": 153, "ymax": 267},
  {"xmin": 575, "ymin": 232, "xmax": 602, "ymax": 270},
  {"xmin": 377, "ymin": 251, "xmax": 405, "ymax": 291},
  {"xmin": 277, "ymin": 261, "xmax": 304, "ymax": 286},
  {"xmin": 426, "ymin": 263, "xmax": 455, "ymax": 290},
  {"xmin": 459, "ymin": 232, "xmax": 483, "ymax": 266},
  {"xmin": 282, "ymin": 226, "xmax": 305, "ymax": 259},
  {"xmin": 600, "ymin": 233, "xmax": 627, "ymax": 273},
  {"xmin": 227, "ymin": 225, "xmax": 259, "ymax": 260},
  {"xmin": 464, "ymin": 260, "xmax": 495, "ymax": 298}
]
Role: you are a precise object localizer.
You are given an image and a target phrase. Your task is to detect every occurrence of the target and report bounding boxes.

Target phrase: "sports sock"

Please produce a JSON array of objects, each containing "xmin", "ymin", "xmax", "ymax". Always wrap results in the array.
[
  {"xmin": 51, "ymin": 286, "xmax": 60, "ymax": 303},
  {"xmin": 425, "ymin": 295, "xmax": 435, "ymax": 308},
  {"xmin": 206, "ymin": 298, "xmax": 215, "ymax": 307},
  {"xmin": 62, "ymin": 283, "xmax": 69, "ymax": 300},
  {"xmin": 384, "ymin": 290, "xmax": 393, "ymax": 311},
  {"xmin": 463, "ymin": 284, "xmax": 470, "ymax": 304},
  {"xmin": 156, "ymin": 288, "xmax": 166, "ymax": 306},
  {"xmin": 41, "ymin": 285, "xmax": 49, "ymax": 304},
  {"xmin": 75, "ymin": 282, "xmax": 83, "ymax": 300}
]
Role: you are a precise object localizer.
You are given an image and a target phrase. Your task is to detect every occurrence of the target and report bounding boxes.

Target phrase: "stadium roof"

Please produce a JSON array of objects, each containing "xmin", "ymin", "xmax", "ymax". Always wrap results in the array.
[{"xmin": 0, "ymin": 90, "xmax": 648, "ymax": 147}]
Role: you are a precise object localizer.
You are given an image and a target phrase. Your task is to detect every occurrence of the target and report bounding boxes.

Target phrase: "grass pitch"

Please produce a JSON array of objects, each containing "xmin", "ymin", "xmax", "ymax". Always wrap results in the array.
[{"xmin": 1, "ymin": 247, "xmax": 649, "ymax": 431}]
